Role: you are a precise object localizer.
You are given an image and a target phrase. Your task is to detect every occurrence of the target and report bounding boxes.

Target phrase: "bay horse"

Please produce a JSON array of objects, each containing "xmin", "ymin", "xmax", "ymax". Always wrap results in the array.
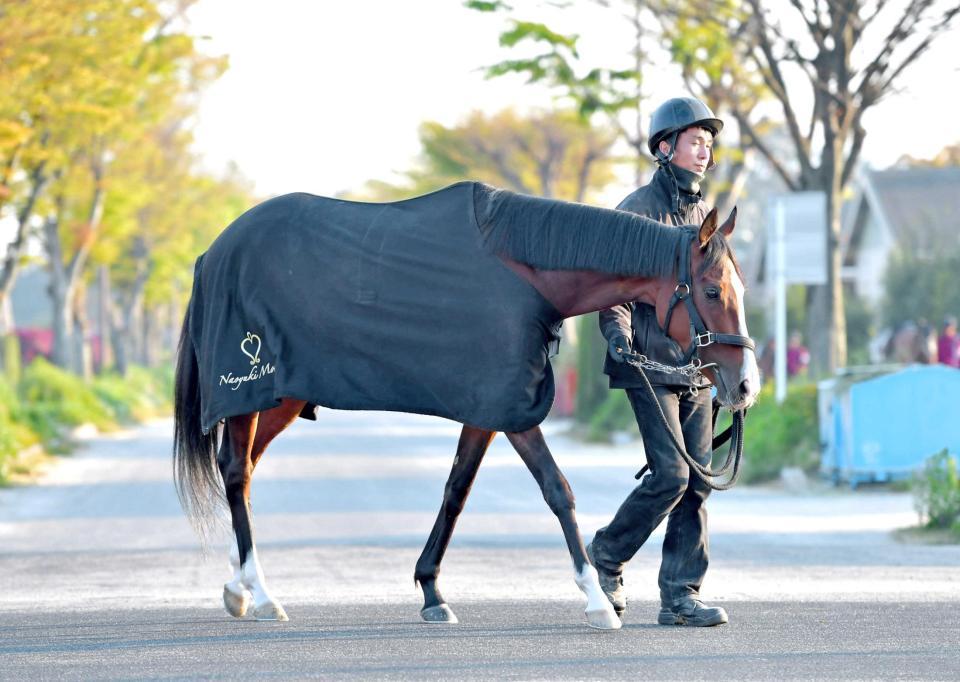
[{"xmin": 173, "ymin": 183, "xmax": 760, "ymax": 630}]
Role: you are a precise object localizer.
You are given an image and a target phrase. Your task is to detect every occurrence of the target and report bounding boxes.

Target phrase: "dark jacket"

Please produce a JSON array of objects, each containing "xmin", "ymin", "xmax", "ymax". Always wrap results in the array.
[{"xmin": 599, "ymin": 166, "xmax": 708, "ymax": 388}]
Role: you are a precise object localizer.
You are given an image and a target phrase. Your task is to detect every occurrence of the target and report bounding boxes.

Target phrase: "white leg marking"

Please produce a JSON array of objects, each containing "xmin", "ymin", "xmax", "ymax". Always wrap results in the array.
[
  {"xmin": 222, "ymin": 539, "xmax": 251, "ymax": 618},
  {"xmin": 575, "ymin": 564, "xmax": 622, "ymax": 630},
  {"xmin": 240, "ymin": 547, "xmax": 288, "ymax": 621}
]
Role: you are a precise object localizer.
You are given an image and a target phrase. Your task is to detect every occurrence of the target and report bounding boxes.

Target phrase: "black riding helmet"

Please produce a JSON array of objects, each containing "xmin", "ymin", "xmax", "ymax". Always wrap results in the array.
[{"xmin": 648, "ymin": 97, "xmax": 723, "ymax": 169}]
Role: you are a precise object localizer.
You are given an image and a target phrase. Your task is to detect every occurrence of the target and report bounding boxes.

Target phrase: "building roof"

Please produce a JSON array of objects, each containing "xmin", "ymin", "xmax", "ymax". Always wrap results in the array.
[{"xmin": 844, "ymin": 166, "xmax": 960, "ymax": 264}]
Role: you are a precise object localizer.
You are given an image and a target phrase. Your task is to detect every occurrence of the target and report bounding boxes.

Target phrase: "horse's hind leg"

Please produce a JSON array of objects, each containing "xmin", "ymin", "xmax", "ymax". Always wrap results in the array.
[
  {"xmin": 415, "ymin": 426, "xmax": 496, "ymax": 624},
  {"xmin": 221, "ymin": 399, "xmax": 306, "ymax": 619},
  {"xmin": 505, "ymin": 427, "xmax": 621, "ymax": 630}
]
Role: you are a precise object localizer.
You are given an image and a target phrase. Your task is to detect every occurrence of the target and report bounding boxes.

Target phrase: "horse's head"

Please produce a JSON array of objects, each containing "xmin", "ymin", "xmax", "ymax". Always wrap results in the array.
[{"xmin": 654, "ymin": 208, "xmax": 761, "ymax": 410}]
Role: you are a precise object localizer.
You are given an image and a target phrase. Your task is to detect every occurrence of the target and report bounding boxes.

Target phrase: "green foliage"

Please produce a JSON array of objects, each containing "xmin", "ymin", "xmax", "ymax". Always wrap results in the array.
[
  {"xmin": 464, "ymin": 0, "xmax": 512, "ymax": 11},
  {"xmin": 0, "ymin": 360, "xmax": 174, "ymax": 482},
  {"xmin": 92, "ymin": 365, "xmax": 173, "ymax": 423},
  {"xmin": 355, "ymin": 109, "xmax": 617, "ymax": 203},
  {"xmin": 18, "ymin": 358, "xmax": 115, "ymax": 435},
  {"xmin": 467, "ymin": 3, "xmax": 639, "ymax": 121},
  {"xmin": 883, "ymin": 249, "xmax": 960, "ymax": 329},
  {"xmin": 574, "ymin": 313, "xmax": 609, "ymax": 425},
  {"xmin": 845, "ymin": 289, "xmax": 876, "ymax": 366},
  {"xmin": 581, "ymin": 381, "xmax": 820, "ymax": 484},
  {"xmin": 736, "ymin": 382, "xmax": 819, "ymax": 483},
  {"xmin": 499, "ymin": 21, "xmax": 578, "ymax": 52},
  {"xmin": 1, "ymin": 334, "xmax": 21, "ymax": 382},
  {"xmin": 912, "ymin": 449, "xmax": 960, "ymax": 533},
  {"xmin": 0, "ymin": 376, "xmax": 40, "ymax": 481},
  {"xmin": 585, "ymin": 390, "xmax": 634, "ymax": 442}
]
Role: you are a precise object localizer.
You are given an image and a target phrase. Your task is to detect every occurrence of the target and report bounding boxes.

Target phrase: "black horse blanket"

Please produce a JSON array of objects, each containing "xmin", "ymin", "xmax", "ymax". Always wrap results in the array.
[{"xmin": 189, "ymin": 182, "xmax": 564, "ymax": 434}]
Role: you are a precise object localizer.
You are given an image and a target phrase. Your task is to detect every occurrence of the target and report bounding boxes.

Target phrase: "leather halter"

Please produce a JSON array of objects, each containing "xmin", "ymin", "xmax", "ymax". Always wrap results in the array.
[{"xmin": 661, "ymin": 230, "xmax": 756, "ymax": 363}]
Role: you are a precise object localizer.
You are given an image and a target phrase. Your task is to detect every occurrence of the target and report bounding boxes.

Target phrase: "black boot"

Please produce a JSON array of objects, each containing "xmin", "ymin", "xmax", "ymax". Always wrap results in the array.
[{"xmin": 657, "ymin": 598, "xmax": 728, "ymax": 626}]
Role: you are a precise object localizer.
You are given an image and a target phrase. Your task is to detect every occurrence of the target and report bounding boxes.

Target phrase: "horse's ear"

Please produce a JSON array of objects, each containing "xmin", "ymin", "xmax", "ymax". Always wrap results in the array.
[
  {"xmin": 720, "ymin": 206, "xmax": 737, "ymax": 238},
  {"xmin": 698, "ymin": 208, "xmax": 719, "ymax": 247}
]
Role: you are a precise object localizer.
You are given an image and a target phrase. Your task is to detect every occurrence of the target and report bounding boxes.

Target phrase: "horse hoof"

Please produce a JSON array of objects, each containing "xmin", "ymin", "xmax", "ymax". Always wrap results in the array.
[
  {"xmin": 223, "ymin": 585, "xmax": 250, "ymax": 618},
  {"xmin": 420, "ymin": 604, "xmax": 459, "ymax": 624},
  {"xmin": 252, "ymin": 602, "xmax": 289, "ymax": 622},
  {"xmin": 585, "ymin": 606, "xmax": 622, "ymax": 630}
]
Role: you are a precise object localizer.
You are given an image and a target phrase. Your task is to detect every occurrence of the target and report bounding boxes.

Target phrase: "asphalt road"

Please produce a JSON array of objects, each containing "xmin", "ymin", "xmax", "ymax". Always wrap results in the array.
[
  {"xmin": 2, "ymin": 601, "xmax": 957, "ymax": 681},
  {"xmin": 1, "ymin": 410, "xmax": 958, "ymax": 680}
]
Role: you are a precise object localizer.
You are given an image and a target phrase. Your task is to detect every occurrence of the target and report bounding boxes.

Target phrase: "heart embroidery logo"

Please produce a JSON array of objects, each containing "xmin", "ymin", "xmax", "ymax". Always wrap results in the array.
[{"xmin": 241, "ymin": 332, "xmax": 261, "ymax": 365}]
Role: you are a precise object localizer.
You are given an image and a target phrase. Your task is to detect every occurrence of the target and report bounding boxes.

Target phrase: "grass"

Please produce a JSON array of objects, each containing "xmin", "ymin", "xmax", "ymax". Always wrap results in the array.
[{"xmin": 0, "ymin": 360, "xmax": 173, "ymax": 485}]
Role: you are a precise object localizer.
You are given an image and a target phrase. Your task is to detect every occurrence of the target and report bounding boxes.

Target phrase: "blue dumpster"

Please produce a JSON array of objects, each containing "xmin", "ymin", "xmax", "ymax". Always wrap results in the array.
[{"xmin": 819, "ymin": 365, "xmax": 960, "ymax": 488}]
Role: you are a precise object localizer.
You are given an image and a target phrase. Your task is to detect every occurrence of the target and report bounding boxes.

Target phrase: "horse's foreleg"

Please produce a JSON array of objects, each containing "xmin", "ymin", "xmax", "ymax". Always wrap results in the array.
[
  {"xmin": 505, "ymin": 427, "xmax": 621, "ymax": 630},
  {"xmin": 218, "ymin": 411, "xmax": 288, "ymax": 621},
  {"xmin": 415, "ymin": 426, "xmax": 496, "ymax": 624}
]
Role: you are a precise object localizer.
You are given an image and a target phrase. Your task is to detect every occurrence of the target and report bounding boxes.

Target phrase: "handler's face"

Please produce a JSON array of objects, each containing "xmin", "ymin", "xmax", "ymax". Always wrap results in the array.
[{"xmin": 663, "ymin": 127, "xmax": 713, "ymax": 175}]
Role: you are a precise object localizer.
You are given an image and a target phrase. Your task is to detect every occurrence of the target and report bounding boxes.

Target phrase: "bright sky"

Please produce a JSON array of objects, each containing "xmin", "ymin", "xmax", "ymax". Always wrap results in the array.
[{"xmin": 188, "ymin": 0, "xmax": 959, "ymax": 200}]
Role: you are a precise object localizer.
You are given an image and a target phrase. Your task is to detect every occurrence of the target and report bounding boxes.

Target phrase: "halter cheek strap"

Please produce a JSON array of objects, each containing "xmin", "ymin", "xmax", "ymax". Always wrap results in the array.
[{"xmin": 661, "ymin": 230, "xmax": 757, "ymax": 362}]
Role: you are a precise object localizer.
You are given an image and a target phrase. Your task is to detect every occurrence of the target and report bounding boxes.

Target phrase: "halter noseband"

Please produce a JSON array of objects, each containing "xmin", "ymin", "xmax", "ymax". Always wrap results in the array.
[{"xmin": 661, "ymin": 230, "xmax": 756, "ymax": 362}]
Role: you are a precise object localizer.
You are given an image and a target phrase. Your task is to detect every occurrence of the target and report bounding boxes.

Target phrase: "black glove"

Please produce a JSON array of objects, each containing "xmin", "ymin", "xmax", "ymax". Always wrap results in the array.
[{"xmin": 607, "ymin": 334, "xmax": 632, "ymax": 363}]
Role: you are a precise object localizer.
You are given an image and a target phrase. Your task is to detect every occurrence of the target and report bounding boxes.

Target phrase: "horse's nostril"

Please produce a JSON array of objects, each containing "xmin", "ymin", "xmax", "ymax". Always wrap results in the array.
[{"xmin": 739, "ymin": 379, "xmax": 753, "ymax": 396}]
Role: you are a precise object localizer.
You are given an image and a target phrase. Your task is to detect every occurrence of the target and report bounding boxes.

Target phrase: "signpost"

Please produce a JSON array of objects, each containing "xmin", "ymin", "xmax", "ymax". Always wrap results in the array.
[{"xmin": 766, "ymin": 192, "xmax": 827, "ymax": 402}]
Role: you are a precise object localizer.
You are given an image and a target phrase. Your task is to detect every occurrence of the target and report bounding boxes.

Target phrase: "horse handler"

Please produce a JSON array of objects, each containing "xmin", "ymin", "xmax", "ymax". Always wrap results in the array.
[{"xmin": 586, "ymin": 96, "xmax": 729, "ymax": 627}]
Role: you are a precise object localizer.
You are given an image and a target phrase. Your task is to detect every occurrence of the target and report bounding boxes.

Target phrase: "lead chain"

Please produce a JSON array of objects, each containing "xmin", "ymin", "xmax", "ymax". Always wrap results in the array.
[{"xmin": 623, "ymin": 353, "xmax": 705, "ymax": 379}]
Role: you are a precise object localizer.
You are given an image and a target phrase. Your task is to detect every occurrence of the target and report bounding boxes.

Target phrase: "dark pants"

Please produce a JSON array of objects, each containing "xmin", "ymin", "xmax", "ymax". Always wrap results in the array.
[{"xmin": 591, "ymin": 384, "xmax": 713, "ymax": 607}]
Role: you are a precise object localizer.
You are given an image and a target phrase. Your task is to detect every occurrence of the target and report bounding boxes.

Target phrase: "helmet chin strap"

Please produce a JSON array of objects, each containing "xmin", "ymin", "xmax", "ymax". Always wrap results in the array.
[{"xmin": 654, "ymin": 130, "xmax": 680, "ymax": 166}]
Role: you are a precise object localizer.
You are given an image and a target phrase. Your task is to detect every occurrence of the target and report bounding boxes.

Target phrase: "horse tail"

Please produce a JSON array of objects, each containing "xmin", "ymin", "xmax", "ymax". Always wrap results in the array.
[{"xmin": 173, "ymin": 255, "xmax": 223, "ymax": 538}]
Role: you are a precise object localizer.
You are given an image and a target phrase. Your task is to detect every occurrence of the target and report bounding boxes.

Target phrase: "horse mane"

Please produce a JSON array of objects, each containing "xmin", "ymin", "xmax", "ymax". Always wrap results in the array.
[{"xmin": 473, "ymin": 183, "xmax": 687, "ymax": 277}]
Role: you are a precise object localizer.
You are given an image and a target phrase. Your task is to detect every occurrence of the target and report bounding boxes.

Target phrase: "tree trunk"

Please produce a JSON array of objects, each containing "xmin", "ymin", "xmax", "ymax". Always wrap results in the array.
[
  {"xmin": 708, "ymin": 148, "xmax": 754, "ymax": 219},
  {"xmin": 97, "ymin": 266, "xmax": 113, "ymax": 372},
  {"xmin": 72, "ymin": 285, "xmax": 93, "ymax": 380},
  {"xmin": 804, "ymin": 115, "xmax": 848, "ymax": 376},
  {"xmin": 110, "ymin": 310, "xmax": 128, "ymax": 377},
  {"xmin": 168, "ymin": 283, "xmax": 182, "ymax": 363},
  {"xmin": 825, "ymin": 170, "xmax": 847, "ymax": 372},
  {"xmin": 0, "ymin": 296, "xmax": 13, "ymax": 341},
  {"xmin": 140, "ymin": 304, "xmax": 157, "ymax": 367},
  {"xmin": 0, "ymin": 161, "xmax": 49, "ymax": 341},
  {"xmin": 42, "ymin": 166, "xmax": 106, "ymax": 372},
  {"xmin": 631, "ymin": 0, "xmax": 645, "ymax": 188},
  {"xmin": 574, "ymin": 313, "xmax": 608, "ymax": 424},
  {"xmin": 43, "ymin": 213, "xmax": 73, "ymax": 369},
  {"xmin": 49, "ymin": 282, "xmax": 72, "ymax": 369}
]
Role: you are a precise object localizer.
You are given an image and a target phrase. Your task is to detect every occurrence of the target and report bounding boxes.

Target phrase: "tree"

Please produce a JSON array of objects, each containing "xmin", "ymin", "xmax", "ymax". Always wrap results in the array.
[
  {"xmin": 707, "ymin": 0, "xmax": 959, "ymax": 375},
  {"xmin": 466, "ymin": 1, "xmax": 768, "ymax": 209},
  {"xmin": 0, "ymin": 0, "xmax": 227, "ymax": 371},
  {"xmin": 0, "ymin": 0, "xmax": 70, "ymax": 338},
  {"xmin": 882, "ymin": 249, "xmax": 960, "ymax": 330},
  {"xmin": 896, "ymin": 140, "xmax": 960, "ymax": 168},
  {"xmin": 471, "ymin": 1, "xmax": 959, "ymax": 377},
  {"xmin": 465, "ymin": 0, "xmax": 771, "ymax": 419},
  {"xmin": 356, "ymin": 108, "xmax": 618, "ymax": 202}
]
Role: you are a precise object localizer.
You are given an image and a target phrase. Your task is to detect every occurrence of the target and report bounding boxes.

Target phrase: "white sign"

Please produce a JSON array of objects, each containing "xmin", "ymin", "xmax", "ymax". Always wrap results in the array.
[
  {"xmin": 765, "ymin": 192, "xmax": 828, "ymax": 285},
  {"xmin": 766, "ymin": 191, "xmax": 827, "ymax": 403}
]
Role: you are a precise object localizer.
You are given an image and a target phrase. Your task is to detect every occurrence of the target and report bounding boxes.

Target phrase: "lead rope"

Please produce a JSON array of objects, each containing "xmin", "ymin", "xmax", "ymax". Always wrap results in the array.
[{"xmin": 627, "ymin": 358, "xmax": 746, "ymax": 492}]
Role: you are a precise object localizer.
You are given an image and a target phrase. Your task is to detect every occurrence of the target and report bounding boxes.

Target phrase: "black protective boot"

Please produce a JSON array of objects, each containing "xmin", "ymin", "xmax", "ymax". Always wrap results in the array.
[
  {"xmin": 586, "ymin": 542, "xmax": 626, "ymax": 618},
  {"xmin": 657, "ymin": 598, "xmax": 728, "ymax": 626}
]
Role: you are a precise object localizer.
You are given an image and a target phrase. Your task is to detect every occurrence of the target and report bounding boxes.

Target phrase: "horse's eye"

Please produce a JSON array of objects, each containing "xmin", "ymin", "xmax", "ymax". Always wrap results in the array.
[{"xmin": 705, "ymin": 286, "xmax": 720, "ymax": 299}]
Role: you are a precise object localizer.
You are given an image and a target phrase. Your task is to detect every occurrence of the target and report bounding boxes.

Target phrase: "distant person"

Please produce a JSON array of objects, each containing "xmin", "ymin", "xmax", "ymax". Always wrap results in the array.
[
  {"xmin": 786, "ymin": 331, "xmax": 810, "ymax": 377},
  {"xmin": 937, "ymin": 316, "xmax": 960, "ymax": 367},
  {"xmin": 758, "ymin": 337, "xmax": 775, "ymax": 382},
  {"xmin": 915, "ymin": 318, "xmax": 937, "ymax": 363},
  {"xmin": 889, "ymin": 319, "xmax": 936, "ymax": 364}
]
